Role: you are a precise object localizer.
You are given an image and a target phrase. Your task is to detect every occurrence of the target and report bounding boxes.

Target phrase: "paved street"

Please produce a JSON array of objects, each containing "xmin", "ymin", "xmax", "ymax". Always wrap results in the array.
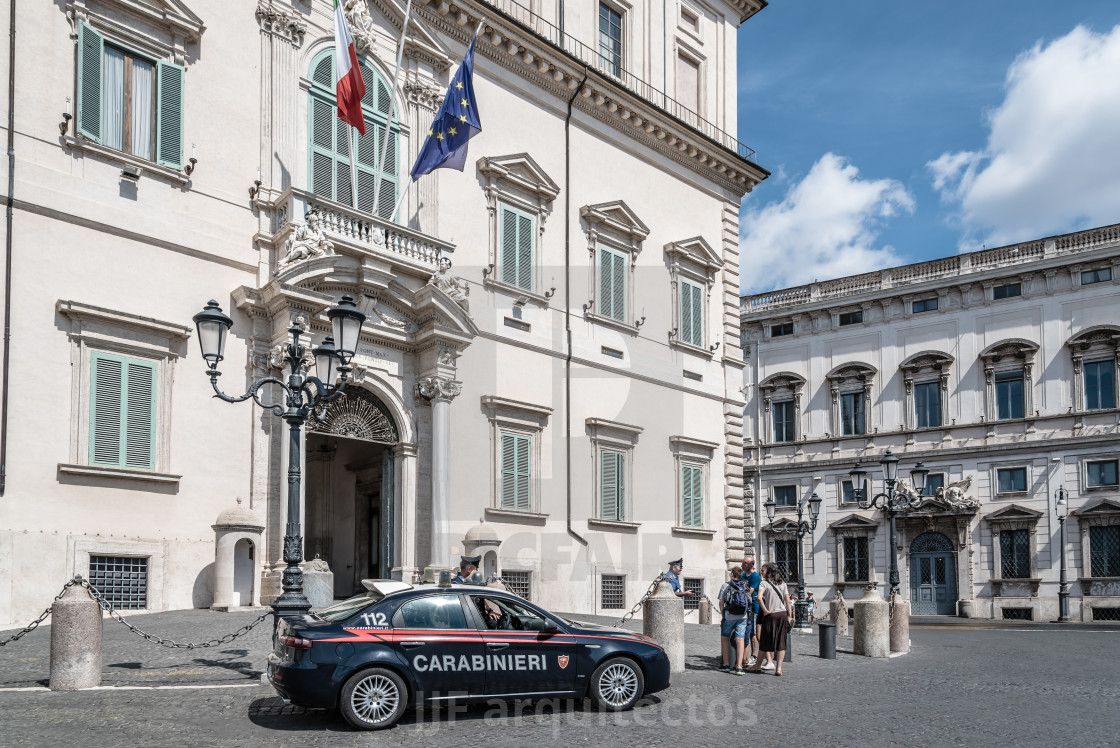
[{"xmin": 2, "ymin": 609, "xmax": 1119, "ymax": 747}]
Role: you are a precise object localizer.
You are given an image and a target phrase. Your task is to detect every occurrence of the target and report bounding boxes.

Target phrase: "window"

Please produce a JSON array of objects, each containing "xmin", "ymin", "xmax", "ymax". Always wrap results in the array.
[
  {"xmin": 90, "ymin": 352, "xmax": 156, "ymax": 471},
  {"xmin": 598, "ymin": 3, "xmax": 623, "ymax": 77},
  {"xmin": 1085, "ymin": 360, "xmax": 1116, "ymax": 411},
  {"xmin": 89, "ymin": 556, "xmax": 148, "ymax": 609},
  {"xmin": 999, "ymin": 530, "xmax": 1031, "ymax": 578},
  {"xmin": 679, "ymin": 279, "xmax": 704, "ymax": 347},
  {"xmin": 683, "ymin": 578, "xmax": 703, "ymax": 610},
  {"xmin": 499, "ymin": 205, "xmax": 534, "ymax": 291},
  {"xmin": 774, "ymin": 539, "xmax": 797, "ymax": 584},
  {"xmin": 914, "ymin": 381, "xmax": 942, "ymax": 428},
  {"xmin": 994, "ymin": 370, "xmax": 1025, "ymax": 420},
  {"xmin": 76, "ymin": 23, "xmax": 184, "ymax": 168},
  {"xmin": 597, "ymin": 246, "xmax": 627, "ymax": 322},
  {"xmin": 308, "ymin": 51, "xmax": 399, "ymax": 218},
  {"xmin": 676, "ymin": 54, "xmax": 701, "ymax": 115},
  {"xmin": 839, "ymin": 310, "xmax": 863, "ymax": 326},
  {"xmin": 1090, "ymin": 526, "xmax": 1120, "ymax": 577},
  {"xmin": 680, "ymin": 463, "xmax": 704, "ymax": 528},
  {"xmin": 771, "ymin": 322, "xmax": 793, "ymax": 337},
  {"xmin": 1087, "ymin": 460, "xmax": 1119, "ymax": 488},
  {"xmin": 923, "ymin": 473, "xmax": 945, "ymax": 497},
  {"xmin": 843, "ymin": 537, "xmax": 868, "ymax": 582},
  {"xmin": 600, "ymin": 449, "xmax": 626, "ymax": 521},
  {"xmin": 396, "ymin": 595, "xmax": 469, "ymax": 629},
  {"xmin": 1082, "ymin": 267, "xmax": 1112, "ymax": 285},
  {"xmin": 840, "ymin": 392, "xmax": 865, "ymax": 435},
  {"xmin": 912, "ymin": 298, "xmax": 938, "ymax": 314},
  {"xmin": 840, "ymin": 480, "xmax": 857, "ymax": 505},
  {"xmin": 499, "ymin": 432, "xmax": 531, "ymax": 510},
  {"xmin": 680, "ymin": 4, "xmax": 700, "ymax": 32},
  {"xmin": 600, "ymin": 574, "xmax": 626, "ymax": 609},
  {"xmin": 993, "ymin": 282, "xmax": 1022, "ymax": 300},
  {"xmin": 502, "ymin": 570, "xmax": 531, "ymax": 600},
  {"xmin": 997, "ymin": 467, "xmax": 1027, "ymax": 494},
  {"xmin": 773, "ymin": 485, "xmax": 798, "ymax": 507},
  {"xmin": 771, "ymin": 400, "xmax": 795, "ymax": 443}
]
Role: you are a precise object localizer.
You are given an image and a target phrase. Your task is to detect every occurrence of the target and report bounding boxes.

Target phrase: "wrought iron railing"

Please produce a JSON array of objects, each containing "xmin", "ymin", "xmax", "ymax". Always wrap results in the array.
[{"xmin": 478, "ymin": 0, "xmax": 757, "ymax": 162}]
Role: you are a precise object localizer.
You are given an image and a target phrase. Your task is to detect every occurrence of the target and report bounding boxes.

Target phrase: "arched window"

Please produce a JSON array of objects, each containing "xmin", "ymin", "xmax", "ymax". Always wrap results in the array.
[{"xmin": 308, "ymin": 51, "xmax": 399, "ymax": 218}]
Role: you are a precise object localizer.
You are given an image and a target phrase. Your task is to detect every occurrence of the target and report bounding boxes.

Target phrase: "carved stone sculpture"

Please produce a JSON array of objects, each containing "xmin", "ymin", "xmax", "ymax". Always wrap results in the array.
[
  {"xmin": 936, "ymin": 475, "xmax": 978, "ymax": 509},
  {"xmin": 345, "ymin": 0, "xmax": 377, "ymax": 55},
  {"xmin": 278, "ymin": 211, "xmax": 335, "ymax": 271},
  {"xmin": 428, "ymin": 257, "xmax": 471, "ymax": 314}
]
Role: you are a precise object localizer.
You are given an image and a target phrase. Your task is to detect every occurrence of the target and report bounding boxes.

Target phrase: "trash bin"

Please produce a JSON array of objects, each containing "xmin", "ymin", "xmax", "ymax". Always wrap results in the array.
[{"xmin": 818, "ymin": 622, "xmax": 837, "ymax": 659}]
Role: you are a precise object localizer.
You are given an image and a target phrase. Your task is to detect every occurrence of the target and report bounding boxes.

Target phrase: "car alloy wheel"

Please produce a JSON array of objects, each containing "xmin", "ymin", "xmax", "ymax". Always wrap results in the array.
[
  {"xmin": 340, "ymin": 667, "xmax": 408, "ymax": 730},
  {"xmin": 590, "ymin": 657, "xmax": 645, "ymax": 711}
]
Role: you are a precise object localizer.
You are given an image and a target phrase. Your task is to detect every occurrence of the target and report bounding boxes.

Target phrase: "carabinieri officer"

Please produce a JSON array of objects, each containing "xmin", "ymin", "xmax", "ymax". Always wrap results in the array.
[
  {"xmin": 453, "ymin": 555, "xmax": 481, "ymax": 584},
  {"xmin": 665, "ymin": 558, "xmax": 693, "ymax": 598}
]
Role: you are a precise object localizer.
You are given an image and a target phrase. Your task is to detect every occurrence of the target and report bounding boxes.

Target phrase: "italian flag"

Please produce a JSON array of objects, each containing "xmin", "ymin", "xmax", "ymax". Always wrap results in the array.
[{"xmin": 334, "ymin": 0, "xmax": 366, "ymax": 135}]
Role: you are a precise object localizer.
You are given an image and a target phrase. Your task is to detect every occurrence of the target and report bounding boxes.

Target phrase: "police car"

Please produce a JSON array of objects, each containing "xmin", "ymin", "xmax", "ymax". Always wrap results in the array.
[{"xmin": 267, "ymin": 580, "xmax": 671, "ymax": 730}]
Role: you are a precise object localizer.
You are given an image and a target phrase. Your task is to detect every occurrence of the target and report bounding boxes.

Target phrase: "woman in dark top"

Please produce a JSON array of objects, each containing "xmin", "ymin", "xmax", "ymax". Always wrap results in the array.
[{"xmin": 746, "ymin": 564, "xmax": 793, "ymax": 675}]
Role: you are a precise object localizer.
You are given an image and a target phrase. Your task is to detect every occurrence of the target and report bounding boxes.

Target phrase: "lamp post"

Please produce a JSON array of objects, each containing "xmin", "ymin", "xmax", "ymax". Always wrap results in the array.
[
  {"xmin": 192, "ymin": 296, "xmax": 365, "ymax": 618},
  {"xmin": 849, "ymin": 450, "xmax": 932, "ymax": 598},
  {"xmin": 763, "ymin": 491, "xmax": 822, "ymax": 630},
  {"xmin": 1055, "ymin": 488, "xmax": 1071, "ymax": 623}
]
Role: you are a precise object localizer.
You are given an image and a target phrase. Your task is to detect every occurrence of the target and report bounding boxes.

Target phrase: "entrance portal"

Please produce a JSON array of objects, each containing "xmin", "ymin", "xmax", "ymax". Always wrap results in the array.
[
  {"xmin": 908, "ymin": 532, "xmax": 956, "ymax": 615},
  {"xmin": 303, "ymin": 387, "xmax": 399, "ymax": 598}
]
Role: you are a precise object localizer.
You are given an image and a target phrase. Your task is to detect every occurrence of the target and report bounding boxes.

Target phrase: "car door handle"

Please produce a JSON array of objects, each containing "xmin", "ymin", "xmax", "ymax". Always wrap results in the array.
[
  {"xmin": 400, "ymin": 641, "xmax": 425, "ymax": 649},
  {"xmin": 486, "ymin": 642, "xmax": 509, "ymax": 650}
]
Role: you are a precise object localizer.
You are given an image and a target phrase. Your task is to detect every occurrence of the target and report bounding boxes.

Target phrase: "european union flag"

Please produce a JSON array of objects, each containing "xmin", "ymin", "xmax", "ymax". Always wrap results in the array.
[{"xmin": 410, "ymin": 34, "xmax": 482, "ymax": 179}]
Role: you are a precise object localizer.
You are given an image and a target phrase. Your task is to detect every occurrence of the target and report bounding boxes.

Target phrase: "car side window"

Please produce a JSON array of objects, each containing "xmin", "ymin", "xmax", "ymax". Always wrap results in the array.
[
  {"xmin": 473, "ymin": 595, "xmax": 552, "ymax": 631},
  {"xmin": 395, "ymin": 594, "xmax": 469, "ymax": 629}
]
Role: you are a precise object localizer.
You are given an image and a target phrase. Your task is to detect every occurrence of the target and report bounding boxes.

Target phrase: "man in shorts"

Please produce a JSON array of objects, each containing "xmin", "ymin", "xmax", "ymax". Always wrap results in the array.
[
  {"xmin": 718, "ymin": 565, "xmax": 749, "ymax": 675},
  {"xmin": 741, "ymin": 555, "xmax": 761, "ymax": 667}
]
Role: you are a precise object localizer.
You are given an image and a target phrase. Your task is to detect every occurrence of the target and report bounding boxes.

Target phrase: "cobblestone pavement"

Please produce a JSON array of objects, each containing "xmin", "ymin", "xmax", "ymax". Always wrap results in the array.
[{"xmin": 2, "ymin": 608, "xmax": 1119, "ymax": 747}]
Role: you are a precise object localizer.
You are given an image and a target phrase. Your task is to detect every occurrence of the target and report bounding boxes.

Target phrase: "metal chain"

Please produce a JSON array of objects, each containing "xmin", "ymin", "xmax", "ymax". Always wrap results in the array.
[
  {"xmin": 484, "ymin": 575, "xmax": 516, "ymax": 594},
  {"xmin": 615, "ymin": 572, "xmax": 667, "ymax": 626},
  {"xmin": 0, "ymin": 576, "xmax": 272, "ymax": 650},
  {"xmin": 684, "ymin": 594, "xmax": 714, "ymax": 616},
  {"xmin": 0, "ymin": 578, "xmax": 85, "ymax": 647}
]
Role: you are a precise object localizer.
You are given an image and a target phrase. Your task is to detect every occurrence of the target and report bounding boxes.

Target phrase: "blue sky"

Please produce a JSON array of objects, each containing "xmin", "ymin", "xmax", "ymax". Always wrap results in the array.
[{"xmin": 736, "ymin": 1, "xmax": 1120, "ymax": 293}]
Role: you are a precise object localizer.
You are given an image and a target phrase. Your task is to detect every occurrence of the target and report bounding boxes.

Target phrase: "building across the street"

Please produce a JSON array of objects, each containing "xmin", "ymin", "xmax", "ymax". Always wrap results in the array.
[
  {"xmin": 0, "ymin": 0, "xmax": 769, "ymax": 627},
  {"xmin": 740, "ymin": 223, "xmax": 1120, "ymax": 622}
]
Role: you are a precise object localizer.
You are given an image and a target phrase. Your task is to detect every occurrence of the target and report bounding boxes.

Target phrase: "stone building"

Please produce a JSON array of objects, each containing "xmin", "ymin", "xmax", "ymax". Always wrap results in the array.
[
  {"xmin": 740, "ymin": 224, "xmax": 1120, "ymax": 622},
  {"xmin": 0, "ymin": 0, "xmax": 768, "ymax": 626}
]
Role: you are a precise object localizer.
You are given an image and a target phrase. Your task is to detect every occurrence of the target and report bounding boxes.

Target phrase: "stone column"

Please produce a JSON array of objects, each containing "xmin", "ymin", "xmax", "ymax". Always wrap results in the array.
[
  {"xmin": 393, "ymin": 442, "xmax": 419, "ymax": 581},
  {"xmin": 417, "ymin": 376, "xmax": 461, "ymax": 572}
]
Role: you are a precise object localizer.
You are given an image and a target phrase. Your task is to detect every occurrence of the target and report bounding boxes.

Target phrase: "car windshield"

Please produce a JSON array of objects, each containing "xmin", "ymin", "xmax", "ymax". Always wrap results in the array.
[{"xmin": 315, "ymin": 590, "xmax": 385, "ymax": 622}]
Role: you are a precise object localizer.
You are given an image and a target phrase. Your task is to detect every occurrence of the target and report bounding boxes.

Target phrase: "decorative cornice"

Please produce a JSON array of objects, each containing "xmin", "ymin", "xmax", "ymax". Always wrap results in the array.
[
  {"xmin": 256, "ymin": 0, "xmax": 306, "ymax": 47},
  {"xmin": 416, "ymin": 375, "xmax": 462, "ymax": 402}
]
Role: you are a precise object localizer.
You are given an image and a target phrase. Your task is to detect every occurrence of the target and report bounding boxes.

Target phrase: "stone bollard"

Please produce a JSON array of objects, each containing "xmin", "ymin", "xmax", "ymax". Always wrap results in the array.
[
  {"xmin": 698, "ymin": 597, "xmax": 712, "ymax": 625},
  {"xmin": 643, "ymin": 580, "xmax": 685, "ymax": 673},
  {"xmin": 50, "ymin": 581, "xmax": 102, "ymax": 691},
  {"xmin": 852, "ymin": 584, "xmax": 890, "ymax": 658},
  {"xmin": 829, "ymin": 597, "xmax": 849, "ymax": 636},
  {"xmin": 889, "ymin": 594, "xmax": 911, "ymax": 654}
]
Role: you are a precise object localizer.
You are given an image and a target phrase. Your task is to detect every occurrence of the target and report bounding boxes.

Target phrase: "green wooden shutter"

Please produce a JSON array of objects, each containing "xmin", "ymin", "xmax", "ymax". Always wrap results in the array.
[
  {"xmin": 599, "ymin": 249, "xmax": 626, "ymax": 322},
  {"xmin": 681, "ymin": 464, "xmax": 703, "ymax": 527},
  {"xmin": 600, "ymin": 450, "xmax": 625, "ymax": 521},
  {"xmin": 499, "ymin": 207, "xmax": 534, "ymax": 290},
  {"xmin": 516, "ymin": 213, "xmax": 533, "ymax": 290},
  {"xmin": 155, "ymin": 61, "xmax": 185, "ymax": 168},
  {"xmin": 77, "ymin": 22, "xmax": 103, "ymax": 142},
  {"xmin": 90, "ymin": 353, "xmax": 155, "ymax": 470},
  {"xmin": 681, "ymin": 281, "xmax": 703, "ymax": 346},
  {"xmin": 500, "ymin": 433, "xmax": 532, "ymax": 511},
  {"xmin": 500, "ymin": 208, "xmax": 518, "ymax": 285}
]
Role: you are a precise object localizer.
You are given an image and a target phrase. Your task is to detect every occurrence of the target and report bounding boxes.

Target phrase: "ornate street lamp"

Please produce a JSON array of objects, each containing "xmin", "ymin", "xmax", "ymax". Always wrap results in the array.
[
  {"xmin": 849, "ymin": 449, "xmax": 933, "ymax": 597},
  {"xmin": 192, "ymin": 295, "xmax": 365, "ymax": 618},
  {"xmin": 764, "ymin": 491, "xmax": 822, "ymax": 630},
  {"xmin": 1055, "ymin": 488, "xmax": 1071, "ymax": 623}
]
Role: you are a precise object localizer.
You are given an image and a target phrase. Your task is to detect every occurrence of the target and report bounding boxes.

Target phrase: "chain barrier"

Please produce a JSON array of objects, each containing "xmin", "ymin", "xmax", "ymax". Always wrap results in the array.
[
  {"xmin": 0, "ymin": 575, "xmax": 272, "ymax": 650},
  {"xmin": 484, "ymin": 575, "xmax": 517, "ymax": 595},
  {"xmin": 614, "ymin": 572, "xmax": 667, "ymax": 627},
  {"xmin": 684, "ymin": 594, "xmax": 714, "ymax": 616}
]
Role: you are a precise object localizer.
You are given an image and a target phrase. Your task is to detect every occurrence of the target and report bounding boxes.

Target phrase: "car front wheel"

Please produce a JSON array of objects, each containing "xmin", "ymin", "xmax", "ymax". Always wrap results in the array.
[
  {"xmin": 339, "ymin": 667, "xmax": 408, "ymax": 730},
  {"xmin": 589, "ymin": 657, "xmax": 645, "ymax": 711}
]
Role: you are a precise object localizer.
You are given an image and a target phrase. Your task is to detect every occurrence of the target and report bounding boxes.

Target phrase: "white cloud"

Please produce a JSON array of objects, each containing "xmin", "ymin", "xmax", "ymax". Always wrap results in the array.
[
  {"xmin": 739, "ymin": 153, "xmax": 914, "ymax": 293},
  {"xmin": 929, "ymin": 25, "xmax": 1120, "ymax": 248}
]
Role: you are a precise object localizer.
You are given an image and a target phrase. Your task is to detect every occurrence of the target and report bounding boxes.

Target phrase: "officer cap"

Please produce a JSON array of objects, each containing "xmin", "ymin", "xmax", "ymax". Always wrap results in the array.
[
  {"xmin": 669, "ymin": 558, "xmax": 683, "ymax": 567},
  {"xmin": 461, "ymin": 555, "xmax": 481, "ymax": 567}
]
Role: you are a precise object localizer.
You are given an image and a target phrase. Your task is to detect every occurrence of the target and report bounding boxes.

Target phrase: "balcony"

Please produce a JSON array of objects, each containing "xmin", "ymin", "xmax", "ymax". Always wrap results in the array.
[{"xmin": 478, "ymin": 0, "xmax": 756, "ymax": 163}]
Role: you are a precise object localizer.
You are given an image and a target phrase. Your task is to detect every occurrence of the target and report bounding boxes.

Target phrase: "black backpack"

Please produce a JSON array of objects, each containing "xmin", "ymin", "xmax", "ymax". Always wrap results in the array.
[{"xmin": 725, "ymin": 579, "xmax": 748, "ymax": 615}]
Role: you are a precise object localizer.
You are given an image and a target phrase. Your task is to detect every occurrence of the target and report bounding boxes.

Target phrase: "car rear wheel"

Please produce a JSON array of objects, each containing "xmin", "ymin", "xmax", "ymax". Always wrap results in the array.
[
  {"xmin": 589, "ymin": 657, "xmax": 645, "ymax": 711},
  {"xmin": 339, "ymin": 667, "xmax": 408, "ymax": 730}
]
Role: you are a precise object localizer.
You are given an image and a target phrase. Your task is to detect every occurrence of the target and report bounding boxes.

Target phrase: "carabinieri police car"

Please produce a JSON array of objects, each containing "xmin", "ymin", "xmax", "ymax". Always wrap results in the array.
[{"xmin": 267, "ymin": 580, "xmax": 671, "ymax": 730}]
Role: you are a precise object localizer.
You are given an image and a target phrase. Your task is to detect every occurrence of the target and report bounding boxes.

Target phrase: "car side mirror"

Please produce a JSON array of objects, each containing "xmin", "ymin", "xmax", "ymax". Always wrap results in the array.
[{"xmin": 542, "ymin": 622, "xmax": 559, "ymax": 634}]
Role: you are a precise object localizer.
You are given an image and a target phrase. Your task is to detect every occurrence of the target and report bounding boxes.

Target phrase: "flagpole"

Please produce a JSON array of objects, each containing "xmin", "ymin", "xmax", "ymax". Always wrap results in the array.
[
  {"xmin": 348, "ymin": 132, "xmax": 359, "ymax": 213},
  {"xmin": 390, "ymin": 178, "xmax": 411, "ymax": 224},
  {"xmin": 372, "ymin": 0, "xmax": 413, "ymax": 219}
]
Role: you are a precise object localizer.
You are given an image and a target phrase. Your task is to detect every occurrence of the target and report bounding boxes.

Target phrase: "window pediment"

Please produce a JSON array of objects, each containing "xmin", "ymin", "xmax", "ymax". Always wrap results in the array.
[
  {"xmin": 665, "ymin": 236, "xmax": 722, "ymax": 275},
  {"xmin": 758, "ymin": 371, "xmax": 805, "ymax": 395},
  {"xmin": 1072, "ymin": 497, "xmax": 1120, "ymax": 523},
  {"xmin": 69, "ymin": 0, "xmax": 205, "ymax": 60},
  {"xmin": 763, "ymin": 517, "xmax": 800, "ymax": 533},
  {"xmin": 828, "ymin": 514, "xmax": 878, "ymax": 535},
  {"xmin": 900, "ymin": 350, "xmax": 954, "ymax": 377},
  {"xmin": 980, "ymin": 338, "xmax": 1039, "ymax": 365},
  {"xmin": 477, "ymin": 153, "xmax": 560, "ymax": 204},
  {"xmin": 827, "ymin": 362, "xmax": 877, "ymax": 386},
  {"xmin": 580, "ymin": 200, "xmax": 650, "ymax": 251},
  {"xmin": 1067, "ymin": 325, "xmax": 1120, "ymax": 353},
  {"xmin": 984, "ymin": 504, "xmax": 1043, "ymax": 530}
]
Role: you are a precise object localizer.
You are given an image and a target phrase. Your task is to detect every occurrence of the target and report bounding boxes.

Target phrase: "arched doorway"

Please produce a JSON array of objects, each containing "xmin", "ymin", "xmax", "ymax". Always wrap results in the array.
[
  {"xmin": 909, "ymin": 532, "xmax": 956, "ymax": 615},
  {"xmin": 304, "ymin": 387, "xmax": 399, "ymax": 598},
  {"xmin": 232, "ymin": 539, "xmax": 254, "ymax": 607}
]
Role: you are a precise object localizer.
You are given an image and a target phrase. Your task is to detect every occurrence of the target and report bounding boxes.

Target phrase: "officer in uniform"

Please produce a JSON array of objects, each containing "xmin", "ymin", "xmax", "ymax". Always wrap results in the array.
[
  {"xmin": 665, "ymin": 559, "xmax": 693, "ymax": 598},
  {"xmin": 453, "ymin": 555, "xmax": 481, "ymax": 584}
]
